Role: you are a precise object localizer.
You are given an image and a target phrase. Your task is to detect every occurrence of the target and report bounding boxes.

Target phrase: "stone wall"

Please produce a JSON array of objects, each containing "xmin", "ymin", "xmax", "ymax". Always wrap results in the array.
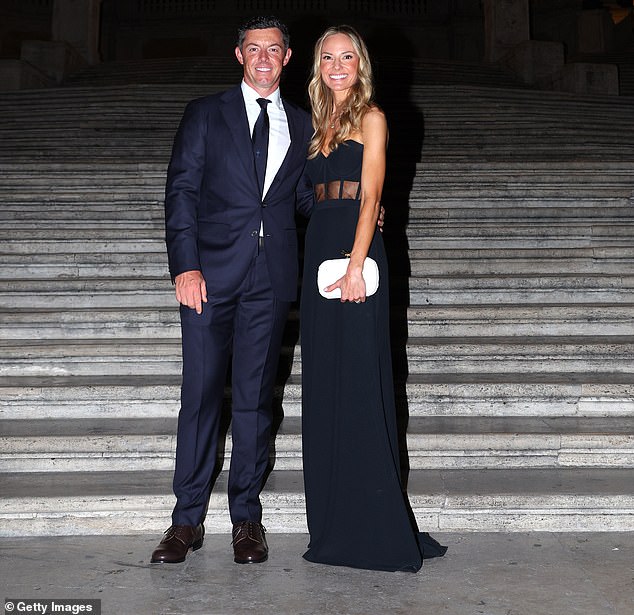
[
  {"xmin": 0, "ymin": 0, "xmax": 53, "ymax": 58},
  {"xmin": 0, "ymin": 0, "xmax": 631, "ymax": 93}
]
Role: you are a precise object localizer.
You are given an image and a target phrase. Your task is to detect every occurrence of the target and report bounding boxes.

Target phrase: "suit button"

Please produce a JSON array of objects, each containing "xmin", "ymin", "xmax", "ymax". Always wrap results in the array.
[
  {"xmin": 262, "ymin": 201, "xmax": 267, "ymax": 207},
  {"xmin": 250, "ymin": 230, "xmax": 258, "ymax": 237}
]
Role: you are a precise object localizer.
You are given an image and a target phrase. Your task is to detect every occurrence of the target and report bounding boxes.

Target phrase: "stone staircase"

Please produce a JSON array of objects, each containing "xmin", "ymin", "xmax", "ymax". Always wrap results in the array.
[
  {"xmin": 63, "ymin": 56, "xmax": 527, "ymax": 89},
  {"xmin": 1, "ymin": 64, "xmax": 634, "ymax": 536}
]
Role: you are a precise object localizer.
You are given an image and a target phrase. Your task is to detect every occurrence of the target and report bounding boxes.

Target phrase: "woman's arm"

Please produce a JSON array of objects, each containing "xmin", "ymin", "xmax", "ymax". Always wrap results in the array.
[{"xmin": 327, "ymin": 107, "xmax": 388, "ymax": 302}]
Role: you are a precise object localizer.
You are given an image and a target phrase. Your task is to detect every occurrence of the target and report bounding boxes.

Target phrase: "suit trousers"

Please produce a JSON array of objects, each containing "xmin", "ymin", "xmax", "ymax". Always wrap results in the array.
[{"xmin": 171, "ymin": 246, "xmax": 291, "ymax": 526}]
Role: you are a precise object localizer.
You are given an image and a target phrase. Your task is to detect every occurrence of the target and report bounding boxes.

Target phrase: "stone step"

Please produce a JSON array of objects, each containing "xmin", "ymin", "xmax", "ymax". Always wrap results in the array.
[
  {"xmin": 4, "ymin": 195, "xmax": 630, "ymax": 211},
  {"xmin": 1, "ymin": 468, "xmax": 633, "ymax": 535},
  {"xmin": 0, "ymin": 228, "xmax": 163, "ymax": 241},
  {"xmin": 2, "ymin": 275, "xmax": 633, "ymax": 308},
  {"xmin": 0, "ymin": 262, "xmax": 170, "ymax": 280},
  {"xmin": 0, "ymin": 288, "xmax": 175, "ymax": 309},
  {"xmin": 1, "ymin": 375, "xmax": 632, "ymax": 420},
  {"xmin": 408, "ymin": 256, "xmax": 633, "ymax": 276},
  {"xmin": 1, "ymin": 239, "xmax": 167, "ymax": 255},
  {"xmin": 407, "ymin": 206, "xmax": 634, "ymax": 222},
  {"xmin": 1, "ymin": 416, "xmax": 633, "ymax": 473},
  {"xmin": 0, "ymin": 270, "xmax": 628, "ymax": 290},
  {"xmin": 2, "ymin": 305, "xmax": 633, "ymax": 338},
  {"xmin": 1, "ymin": 163, "xmax": 631, "ymax": 183},
  {"xmin": 411, "ymin": 185, "xmax": 634, "ymax": 201},
  {"xmin": 409, "ymin": 247, "xmax": 634, "ymax": 259},
  {"xmin": 0, "ymin": 204, "xmax": 163, "ymax": 220},
  {"xmin": 408, "ymin": 305, "xmax": 634, "ymax": 336},
  {"xmin": 2, "ymin": 185, "xmax": 631, "ymax": 206},
  {"xmin": 3, "ymin": 161, "xmax": 632, "ymax": 179},
  {"xmin": 409, "ymin": 274, "xmax": 634, "ymax": 305},
  {"xmin": 0, "ymin": 189, "xmax": 165, "ymax": 203},
  {"xmin": 1, "ymin": 254, "xmax": 631, "ymax": 280},
  {"xmin": 1, "ymin": 159, "xmax": 627, "ymax": 172},
  {"xmin": 3, "ymin": 219, "xmax": 634, "ymax": 242},
  {"xmin": 3, "ymin": 232, "xmax": 633, "ymax": 255},
  {"xmin": 409, "ymin": 198, "xmax": 634, "ymax": 209},
  {"xmin": 414, "ymin": 160, "xmax": 634, "ymax": 173},
  {"xmin": 0, "ymin": 247, "xmax": 158, "ymax": 262},
  {"xmin": 1, "ymin": 337, "xmax": 633, "ymax": 377},
  {"xmin": 1, "ymin": 218, "xmax": 630, "ymax": 243},
  {"xmin": 406, "ymin": 223, "xmax": 634, "ymax": 245},
  {"xmin": 0, "ymin": 173, "xmax": 166, "ymax": 186},
  {"xmin": 405, "ymin": 337, "xmax": 634, "ymax": 375},
  {"xmin": 0, "ymin": 303, "xmax": 631, "ymax": 337},
  {"xmin": 3, "ymin": 246, "xmax": 633, "ymax": 265}
]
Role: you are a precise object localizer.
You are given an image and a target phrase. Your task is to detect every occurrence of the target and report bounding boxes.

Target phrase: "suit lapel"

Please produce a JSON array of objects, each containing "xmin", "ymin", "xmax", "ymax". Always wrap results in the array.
[
  {"xmin": 220, "ymin": 86, "xmax": 258, "ymax": 186},
  {"xmin": 266, "ymin": 100, "xmax": 304, "ymax": 198}
]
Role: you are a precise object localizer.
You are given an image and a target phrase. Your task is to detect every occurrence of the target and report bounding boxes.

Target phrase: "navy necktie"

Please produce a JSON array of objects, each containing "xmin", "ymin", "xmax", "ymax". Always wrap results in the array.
[{"xmin": 252, "ymin": 98, "xmax": 271, "ymax": 197}]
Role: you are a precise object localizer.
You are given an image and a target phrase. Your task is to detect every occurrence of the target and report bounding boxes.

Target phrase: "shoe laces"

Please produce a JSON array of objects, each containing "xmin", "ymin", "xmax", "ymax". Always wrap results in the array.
[{"xmin": 232, "ymin": 521, "xmax": 266, "ymax": 544}]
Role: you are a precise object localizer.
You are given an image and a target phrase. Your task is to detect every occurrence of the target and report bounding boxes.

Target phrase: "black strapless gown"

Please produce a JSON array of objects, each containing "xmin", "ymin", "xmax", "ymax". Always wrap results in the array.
[{"xmin": 300, "ymin": 140, "xmax": 447, "ymax": 572}]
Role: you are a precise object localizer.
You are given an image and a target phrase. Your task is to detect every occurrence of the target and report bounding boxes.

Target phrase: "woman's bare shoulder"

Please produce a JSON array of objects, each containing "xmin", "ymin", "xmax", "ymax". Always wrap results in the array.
[{"xmin": 361, "ymin": 105, "xmax": 388, "ymax": 142}]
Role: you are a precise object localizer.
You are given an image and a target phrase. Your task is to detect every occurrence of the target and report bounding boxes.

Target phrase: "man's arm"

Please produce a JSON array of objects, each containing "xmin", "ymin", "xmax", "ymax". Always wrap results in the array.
[
  {"xmin": 295, "ymin": 165, "xmax": 314, "ymax": 218},
  {"xmin": 165, "ymin": 100, "xmax": 208, "ymax": 313},
  {"xmin": 165, "ymin": 99, "xmax": 207, "ymax": 281}
]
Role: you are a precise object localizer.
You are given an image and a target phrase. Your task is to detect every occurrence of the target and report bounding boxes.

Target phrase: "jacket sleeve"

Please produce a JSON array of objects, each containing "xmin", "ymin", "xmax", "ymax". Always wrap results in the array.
[
  {"xmin": 295, "ymin": 165, "xmax": 314, "ymax": 218},
  {"xmin": 164, "ymin": 99, "xmax": 207, "ymax": 280},
  {"xmin": 295, "ymin": 113, "xmax": 314, "ymax": 218}
]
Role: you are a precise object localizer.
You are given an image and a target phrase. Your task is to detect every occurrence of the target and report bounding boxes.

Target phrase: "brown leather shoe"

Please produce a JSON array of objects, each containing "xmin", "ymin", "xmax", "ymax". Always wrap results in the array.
[
  {"xmin": 150, "ymin": 524, "xmax": 204, "ymax": 563},
  {"xmin": 232, "ymin": 521, "xmax": 268, "ymax": 564}
]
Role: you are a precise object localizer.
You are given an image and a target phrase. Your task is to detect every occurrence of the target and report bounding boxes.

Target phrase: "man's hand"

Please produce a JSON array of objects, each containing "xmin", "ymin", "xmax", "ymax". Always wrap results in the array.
[
  {"xmin": 378, "ymin": 205, "xmax": 385, "ymax": 232},
  {"xmin": 175, "ymin": 270, "xmax": 207, "ymax": 314}
]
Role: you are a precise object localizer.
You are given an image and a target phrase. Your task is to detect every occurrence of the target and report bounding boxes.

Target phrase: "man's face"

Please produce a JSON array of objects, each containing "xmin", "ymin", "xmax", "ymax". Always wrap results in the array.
[{"xmin": 235, "ymin": 27, "xmax": 291, "ymax": 97}]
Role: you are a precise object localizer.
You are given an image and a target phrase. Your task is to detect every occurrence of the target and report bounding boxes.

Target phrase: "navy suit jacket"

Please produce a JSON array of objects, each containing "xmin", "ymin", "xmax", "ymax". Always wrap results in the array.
[{"xmin": 165, "ymin": 84, "xmax": 313, "ymax": 302}]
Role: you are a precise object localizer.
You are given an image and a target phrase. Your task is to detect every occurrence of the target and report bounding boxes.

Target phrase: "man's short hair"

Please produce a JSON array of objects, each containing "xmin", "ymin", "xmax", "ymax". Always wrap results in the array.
[{"xmin": 237, "ymin": 16, "xmax": 290, "ymax": 51}]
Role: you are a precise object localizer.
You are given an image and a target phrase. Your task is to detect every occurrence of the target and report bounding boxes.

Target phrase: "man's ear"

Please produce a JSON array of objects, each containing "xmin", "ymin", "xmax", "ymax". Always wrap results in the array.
[
  {"xmin": 283, "ymin": 47, "xmax": 292, "ymax": 66},
  {"xmin": 235, "ymin": 46, "xmax": 244, "ymax": 65}
]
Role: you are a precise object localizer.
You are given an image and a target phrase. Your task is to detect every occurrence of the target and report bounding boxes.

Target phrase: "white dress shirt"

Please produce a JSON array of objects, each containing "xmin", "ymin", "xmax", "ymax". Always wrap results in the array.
[{"xmin": 241, "ymin": 81, "xmax": 291, "ymax": 200}]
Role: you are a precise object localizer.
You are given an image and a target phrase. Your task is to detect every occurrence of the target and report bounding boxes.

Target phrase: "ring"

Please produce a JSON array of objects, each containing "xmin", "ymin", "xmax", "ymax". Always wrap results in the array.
[{"xmin": 354, "ymin": 300, "xmax": 361, "ymax": 303}]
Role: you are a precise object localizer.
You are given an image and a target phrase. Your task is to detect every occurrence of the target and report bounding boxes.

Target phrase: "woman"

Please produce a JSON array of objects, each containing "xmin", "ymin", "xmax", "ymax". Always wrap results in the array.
[{"xmin": 300, "ymin": 25, "xmax": 447, "ymax": 572}]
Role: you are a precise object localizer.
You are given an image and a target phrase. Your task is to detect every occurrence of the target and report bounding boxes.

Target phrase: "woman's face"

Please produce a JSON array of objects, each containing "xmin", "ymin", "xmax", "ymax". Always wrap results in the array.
[{"xmin": 319, "ymin": 33, "xmax": 359, "ymax": 98}]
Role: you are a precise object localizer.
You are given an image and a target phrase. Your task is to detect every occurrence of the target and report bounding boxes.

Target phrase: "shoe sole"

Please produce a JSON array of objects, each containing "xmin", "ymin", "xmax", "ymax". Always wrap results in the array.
[{"xmin": 234, "ymin": 553, "xmax": 268, "ymax": 564}]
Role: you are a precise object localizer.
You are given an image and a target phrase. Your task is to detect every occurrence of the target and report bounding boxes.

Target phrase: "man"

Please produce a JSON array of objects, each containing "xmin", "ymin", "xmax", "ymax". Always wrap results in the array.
[{"xmin": 151, "ymin": 16, "xmax": 313, "ymax": 565}]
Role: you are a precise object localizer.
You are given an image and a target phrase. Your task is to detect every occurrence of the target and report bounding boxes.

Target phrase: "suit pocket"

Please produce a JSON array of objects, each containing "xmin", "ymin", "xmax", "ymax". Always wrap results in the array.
[{"xmin": 198, "ymin": 221, "xmax": 231, "ymax": 250}]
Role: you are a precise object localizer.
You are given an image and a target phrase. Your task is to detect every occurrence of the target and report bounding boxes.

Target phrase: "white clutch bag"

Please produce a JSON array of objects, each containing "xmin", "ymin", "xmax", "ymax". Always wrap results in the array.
[{"xmin": 317, "ymin": 256, "xmax": 379, "ymax": 299}]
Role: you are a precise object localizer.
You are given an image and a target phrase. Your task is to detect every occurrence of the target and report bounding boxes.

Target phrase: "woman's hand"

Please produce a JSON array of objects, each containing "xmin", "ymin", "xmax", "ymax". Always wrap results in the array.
[{"xmin": 324, "ymin": 264, "xmax": 366, "ymax": 303}]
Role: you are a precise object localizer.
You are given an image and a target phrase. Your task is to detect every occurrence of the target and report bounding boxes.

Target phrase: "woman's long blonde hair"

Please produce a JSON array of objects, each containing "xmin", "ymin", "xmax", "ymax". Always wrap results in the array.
[{"xmin": 307, "ymin": 25, "xmax": 375, "ymax": 159}]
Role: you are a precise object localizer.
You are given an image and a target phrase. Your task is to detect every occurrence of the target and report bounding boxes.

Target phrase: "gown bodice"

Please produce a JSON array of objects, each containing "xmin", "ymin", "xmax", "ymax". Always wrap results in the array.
[{"xmin": 307, "ymin": 140, "xmax": 363, "ymax": 185}]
